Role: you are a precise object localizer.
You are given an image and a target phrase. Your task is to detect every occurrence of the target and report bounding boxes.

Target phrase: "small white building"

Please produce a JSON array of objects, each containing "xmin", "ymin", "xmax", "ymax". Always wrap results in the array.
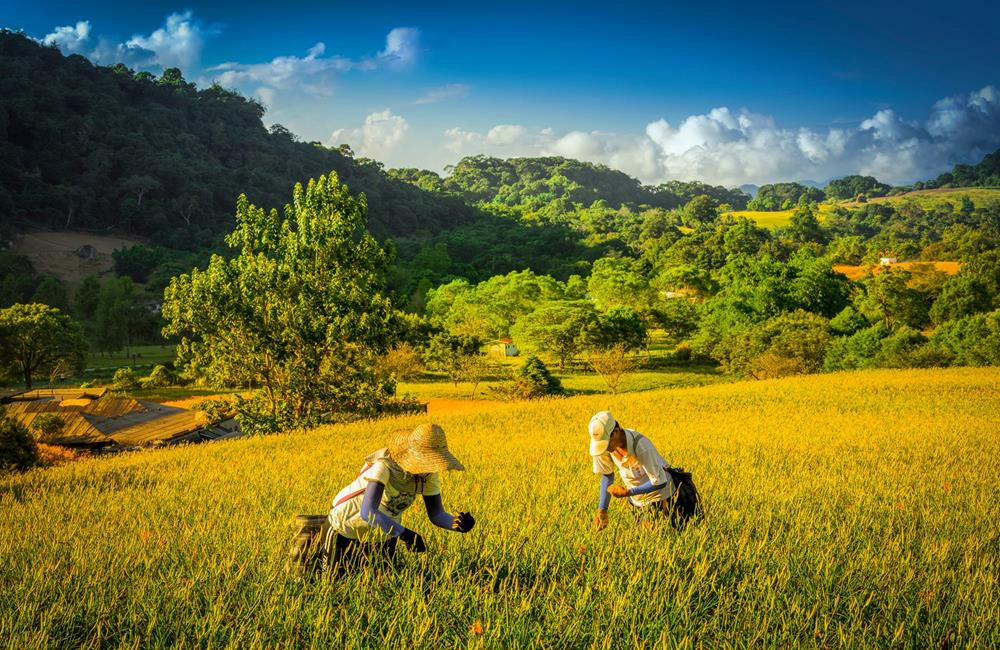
[
  {"xmin": 879, "ymin": 257, "xmax": 898, "ymax": 265},
  {"xmin": 490, "ymin": 338, "xmax": 519, "ymax": 357}
]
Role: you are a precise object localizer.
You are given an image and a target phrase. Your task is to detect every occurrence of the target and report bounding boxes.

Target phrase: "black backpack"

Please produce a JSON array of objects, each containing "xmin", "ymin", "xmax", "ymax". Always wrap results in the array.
[{"xmin": 666, "ymin": 466, "xmax": 704, "ymax": 529}]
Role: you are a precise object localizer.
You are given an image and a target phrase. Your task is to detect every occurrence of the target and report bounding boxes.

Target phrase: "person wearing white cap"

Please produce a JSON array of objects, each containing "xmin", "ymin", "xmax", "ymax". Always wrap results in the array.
[
  {"xmin": 321, "ymin": 423, "xmax": 475, "ymax": 572},
  {"xmin": 589, "ymin": 410, "xmax": 678, "ymax": 531}
]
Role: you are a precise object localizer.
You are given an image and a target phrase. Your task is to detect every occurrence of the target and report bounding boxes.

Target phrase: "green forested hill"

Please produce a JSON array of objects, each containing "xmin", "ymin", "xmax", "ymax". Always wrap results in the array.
[
  {"xmin": 0, "ymin": 31, "xmax": 477, "ymax": 247},
  {"xmin": 389, "ymin": 155, "xmax": 751, "ymax": 210}
]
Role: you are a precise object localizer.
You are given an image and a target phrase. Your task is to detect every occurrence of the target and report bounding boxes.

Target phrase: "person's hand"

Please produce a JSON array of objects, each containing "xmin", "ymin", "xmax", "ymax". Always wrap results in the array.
[
  {"xmin": 452, "ymin": 511, "xmax": 476, "ymax": 533},
  {"xmin": 608, "ymin": 485, "xmax": 629, "ymax": 499},
  {"xmin": 593, "ymin": 509, "xmax": 608, "ymax": 531},
  {"xmin": 399, "ymin": 528, "xmax": 426, "ymax": 553}
]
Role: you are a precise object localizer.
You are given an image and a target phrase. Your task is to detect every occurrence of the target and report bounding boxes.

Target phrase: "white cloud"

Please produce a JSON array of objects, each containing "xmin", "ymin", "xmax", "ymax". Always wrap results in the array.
[
  {"xmin": 328, "ymin": 110, "xmax": 409, "ymax": 158},
  {"xmin": 442, "ymin": 86, "xmax": 1000, "ymax": 185},
  {"xmin": 41, "ymin": 21, "xmax": 91, "ymax": 53},
  {"xmin": 486, "ymin": 124, "xmax": 527, "ymax": 145},
  {"xmin": 125, "ymin": 11, "xmax": 205, "ymax": 69},
  {"xmin": 208, "ymin": 28, "xmax": 419, "ymax": 102},
  {"xmin": 37, "ymin": 12, "xmax": 209, "ymax": 71},
  {"xmin": 415, "ymin": 83, "xmax": 470, "ymax": 105},
  {"xmin": 378, "ymin": 27, "xmax": 419, "ymax": 69},
  {"xmin": 210, "ymin": 42, "xmax": 352, "ymax": 97}
]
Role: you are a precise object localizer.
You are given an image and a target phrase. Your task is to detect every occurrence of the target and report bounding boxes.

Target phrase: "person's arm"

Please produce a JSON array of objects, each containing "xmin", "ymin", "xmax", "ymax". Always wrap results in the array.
[
  {"xmin": 423, "ymin": 494, "xmax": 455, "ymax": 530},
  {"xmin": 598, "ymin": 473, "xmax": 614, "ymax": 510},
  {"xmin": 617, "ymin": 478, "xmax": 669, "ymax": 497},
  {"xmin": 359, "ymin": 481, "xmax": 406, "ymax": 537},
  {"xmin": 424, "ymin": 494, "xmax": 476, "ymax": 533}
]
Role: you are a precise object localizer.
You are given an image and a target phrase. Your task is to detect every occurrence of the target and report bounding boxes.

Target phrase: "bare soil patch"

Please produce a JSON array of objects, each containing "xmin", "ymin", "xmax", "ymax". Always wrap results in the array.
[{"xmin": 12, "ymin": 230, "xmax": 145, "ymax": 282}]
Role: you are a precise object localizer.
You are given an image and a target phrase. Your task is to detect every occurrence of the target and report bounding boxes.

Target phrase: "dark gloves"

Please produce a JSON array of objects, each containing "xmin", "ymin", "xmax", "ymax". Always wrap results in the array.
[
  {"xmin": 399, "ymin": 528, "xmax": 426, "ymax": 553},
  {"xmin": 452, "ymin": 511, "xmax": 476, "ymax": 533}
]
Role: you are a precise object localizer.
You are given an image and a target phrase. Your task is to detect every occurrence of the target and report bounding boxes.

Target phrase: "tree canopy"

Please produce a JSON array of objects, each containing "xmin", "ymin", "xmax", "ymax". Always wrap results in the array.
[{"xmin": 161, "ymin": 172, "xmax": 399, "ymax": 433}]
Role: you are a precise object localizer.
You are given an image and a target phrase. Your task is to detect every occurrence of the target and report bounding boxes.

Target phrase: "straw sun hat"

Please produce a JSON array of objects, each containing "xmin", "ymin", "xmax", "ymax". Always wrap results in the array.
[{"xmin": 387, "ymin": 423, "xmax": 465, "ymax": 474}]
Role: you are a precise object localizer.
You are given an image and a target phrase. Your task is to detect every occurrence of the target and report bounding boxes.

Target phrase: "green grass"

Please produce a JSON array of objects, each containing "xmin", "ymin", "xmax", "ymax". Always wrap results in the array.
[
  {"xmin": 861, "ymin": 187, "xmax": 1000, "ymax": 211},
  {"xmin": 395, "ymin": 360, "xmax": 727, "ymax": 401},
  {"xmin": 727, "ymin": 203, "xmax": 837, "ymax": 229},
  {"xmin": 84, "ymin": 345, "xmax": 176, "ymax": 370},
  {"xmin": 2, "ymin": 367, "xmax": 998, "ymax": 646},
  {"xmin": 726, "ymin": 189, "xmax": 1000, "ymax": 230}
]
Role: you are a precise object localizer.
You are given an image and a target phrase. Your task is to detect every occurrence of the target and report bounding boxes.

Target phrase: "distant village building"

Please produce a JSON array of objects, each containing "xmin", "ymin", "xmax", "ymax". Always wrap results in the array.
[
  {"xmin": 489, "ymin": 338, "xmax": 519, "ymax": 357},
  {"xmin": 879, "ymin": 257, "xmax": 898, "ymax": 265}
]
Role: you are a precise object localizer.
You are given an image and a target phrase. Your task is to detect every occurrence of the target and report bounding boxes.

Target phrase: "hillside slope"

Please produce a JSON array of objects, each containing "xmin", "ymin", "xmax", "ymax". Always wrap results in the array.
[
  {"xmin": 2, "ymin": 367, "xmax": 997, "ymax": 646},
  {"xmin": 0, "ymin": 31, "xmax": 477, "ymax": 247}
]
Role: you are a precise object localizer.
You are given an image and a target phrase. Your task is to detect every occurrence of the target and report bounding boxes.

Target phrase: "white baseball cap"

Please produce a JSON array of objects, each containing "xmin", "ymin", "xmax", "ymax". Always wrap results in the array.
[{"xmin": 588, "ymin": 411, "xmax": 617, "ymax": 455}]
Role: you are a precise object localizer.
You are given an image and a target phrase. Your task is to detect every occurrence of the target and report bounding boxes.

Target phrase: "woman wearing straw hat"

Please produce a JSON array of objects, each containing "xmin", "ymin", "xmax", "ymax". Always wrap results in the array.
[{"xmin": 320, "ymin": 423, "xmax": 476, "ymax": 572}]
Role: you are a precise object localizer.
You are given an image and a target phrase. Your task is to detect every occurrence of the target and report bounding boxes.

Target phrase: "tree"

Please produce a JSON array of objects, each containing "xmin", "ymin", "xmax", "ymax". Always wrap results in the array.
[
  {"xmin": 0, "ymin": 304, "xmax": 86, "ymax": 389},
  {"xmin": 716, "ymin": 310, "xmax": 832, "ymax": 378},
  {"xmin": 74, "ymin": 275, "xmax": 101, "ymax": 323},
  {"xmin": 587, "ymin": 344, "xmax": 634, "ymax": 394},
  {"xmin": 856, "ymin": 268, "xmax": 929, "ymax": 331},
  {"xmin": 30, "ymin": 413, "xmax": 65, "ymax": 441},
  {"xmin": 377, "ymin": 344, "xmax": 425, "ymax": 382},
  {"xmin": 651, "ymin": 298, "xmax": 700, "ymax": 341},
  {"xmin": 456, "ymin": 353, "xmax": 490, "ymax": 397},
  {"xmin": 929, "ymin": 274, "xmax": 993, "ymax": 324},
  {"xmin": 511, "ymin": 301, "xmax": 595, "ymax": 369},
  {"xmin": 32, "ymin": 276, "xmax": 67, "ymax": 310},
  {"xmin": 681, "ymin": 195, "xmax": 718, "ymax": 226},
  {"xmin": 930, "ymin": 310, "xmax": 1000, "ymax": 366},
  {"xmin": 423, "ymin": 333, "xmax": 482, "ymax": 386},
  {"xmin": 162, "ymin": 172, "xmax": 398, "ymax": 433},
  {"xmin": 93, "ymin": 276, "xmax": 134, "ymax": 353},
  {"xmin": 587, "ymin": 258, "xmax": 654, "ymax": 313},
  {"xmin": 786, "ymin": 204, "xmax": 827, "ymax": 244},
  {"xmin": 583, "ymin": 306, "xmax": 648, "ymax": 352}
]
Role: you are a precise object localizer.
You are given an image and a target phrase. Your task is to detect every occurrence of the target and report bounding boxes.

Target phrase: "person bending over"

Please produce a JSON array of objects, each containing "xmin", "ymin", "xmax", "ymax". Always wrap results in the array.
[{"xmin": 322, "ymin": 423, "xmax": 475, "ymax": 572}]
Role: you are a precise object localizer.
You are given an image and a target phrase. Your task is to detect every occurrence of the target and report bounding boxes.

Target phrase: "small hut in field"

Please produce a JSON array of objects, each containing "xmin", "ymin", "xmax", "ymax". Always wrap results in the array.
[{"xmin": 489, "ymin": 338, "xmax": 519, "ymax": 357}]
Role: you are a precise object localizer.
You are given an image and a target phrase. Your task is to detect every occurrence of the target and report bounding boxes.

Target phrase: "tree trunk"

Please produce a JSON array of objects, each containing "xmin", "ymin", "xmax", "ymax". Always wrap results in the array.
[{"xmin": 23, "ymin": 367, "xmax": 32, "ymax": 389}]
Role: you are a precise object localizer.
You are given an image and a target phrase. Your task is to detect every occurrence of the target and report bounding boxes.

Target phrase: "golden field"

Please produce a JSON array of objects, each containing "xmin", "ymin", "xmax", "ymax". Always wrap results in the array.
[{"xmin": 1, "ymin": 367, "xmax": 999, "ymax": 647}]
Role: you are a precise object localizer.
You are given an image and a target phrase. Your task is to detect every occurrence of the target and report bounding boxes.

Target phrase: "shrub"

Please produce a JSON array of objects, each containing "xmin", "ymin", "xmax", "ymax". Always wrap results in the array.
[
  {"xmin": 586, "ymin": 345, "xmax": 634, "ymax": 394},
  {"xmin": 112, "ymin": 367, "xmax": 139, "ymax": 392},
  {"xmin": 718, "ymin": 310, "xmax": 832, "ymax": 377},
  {"xmin": 29, "ymin": 414, "xmax": 65, "ymax": 441},
  {"xmin": 829, "ymin": 306, "xmax": 870, "ymax": 336},
  {"xmin": 674, "ymin": 342, "xmax": 692, "ymax": 362},
  {"xmin": 1, "ymin": 410, "xmax": 38, "ymax": 472},
  {"xmin": 377, "ymin": 343, "xmax": 425, "ymax": 382},
  {"xmin": 495, "ymin": 355, "xmax": 563, "ymax": 400},
  {"xmin": 141, "ymin": 364, "xmax": 177, "ymax": 389},
  {"xmin": 930, "ymin": 310, "xmax": 1000, "ymax": 366},
  {"xmin": 824, "ymin": 325, "xmax": 889, "ymax": 371},
  {"xmin": 192, "ymin": 398, "xmax": 237, "ymax": 424},
  {"xmin": 874, "ymin": 326, "xmax": 928, "ymax": 368}
]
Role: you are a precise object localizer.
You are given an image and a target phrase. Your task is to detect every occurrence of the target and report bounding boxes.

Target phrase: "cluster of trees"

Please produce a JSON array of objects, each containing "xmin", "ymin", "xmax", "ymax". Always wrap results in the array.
[
  {"xmin": 823, "ymin": 175, "xmax": 891, "ymax": 201},
  {"xmin": 390, "ymin": 156, "xmax": 750, "ymax": 210},
  {"xmin": 419, "ymin": 188, "xmax": 1000, "ymax": 380},
  {"xmin": 747, "ymin": 182, "xmax": 825, "ymax": 211},
  {"xmin": 914, "ymin": 148, "xmax": 1000, "ymax": 191}
]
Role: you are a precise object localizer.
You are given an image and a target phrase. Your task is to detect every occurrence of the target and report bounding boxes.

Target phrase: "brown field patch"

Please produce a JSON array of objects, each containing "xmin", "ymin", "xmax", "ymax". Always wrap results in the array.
[
  {"xmin": 833, "ymin": 261, "xmax": 961, "ymax": 281},
  {"xmin": 12, "ymin": 230, "xmax": 146, "ymax": 282}
]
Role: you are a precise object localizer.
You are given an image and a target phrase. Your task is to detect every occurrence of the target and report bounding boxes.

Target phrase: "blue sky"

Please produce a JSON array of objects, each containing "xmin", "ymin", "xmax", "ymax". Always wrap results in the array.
[{"xmin": 5, "ymin": 1, "xmax": 1000, "ymax": 185}]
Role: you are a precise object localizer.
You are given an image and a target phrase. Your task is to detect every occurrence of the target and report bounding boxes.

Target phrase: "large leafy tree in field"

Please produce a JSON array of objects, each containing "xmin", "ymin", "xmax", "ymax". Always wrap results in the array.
[
  {"xmin": 0, "ymin": 304, "xmax": 86, "ymax": 388},
  {"xmin": 511, "ymin": 300, "xmax": 596, "ymax": 369},
  {"xmin": 162, "ymin": 173, "xmax": 398, "ymax": 433}
]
